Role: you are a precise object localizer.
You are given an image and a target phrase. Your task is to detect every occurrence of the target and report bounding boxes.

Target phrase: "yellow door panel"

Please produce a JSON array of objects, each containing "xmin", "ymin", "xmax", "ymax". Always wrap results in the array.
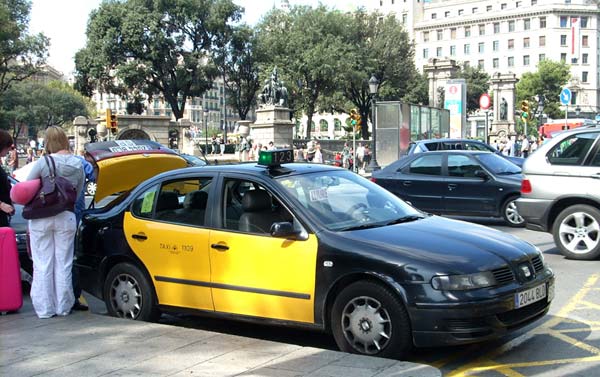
[
  {"xmin": 123, "ymin": 212, "xmax": 213, "ymax": 311},
  {"xmin": 209, "ymin": 230, "xmax": 318, "ymax": 323}
]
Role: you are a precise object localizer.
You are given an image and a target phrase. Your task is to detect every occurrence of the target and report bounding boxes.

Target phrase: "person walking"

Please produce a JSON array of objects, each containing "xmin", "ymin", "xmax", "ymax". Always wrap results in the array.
[
  {"xmin": 7, "ymin": 144, "xmax": 18, "ymax": 174},
  {"xmin": 26, "ymin": 126, "xmax": 85, "ymax": 319},
  {"xmin": 0, "ymin": 130, "xmax": 16, "ymax": 227},
  {"xmin": 521, "ymin": 135, "xmax": 530, "ymax": 158},
  {"xmin": 26, "ymin": 147, "xmax": 35, "ymax": 164},
  {"xmin": 219, "ymin": 136, "xmax": 225, "ymax": 156}
]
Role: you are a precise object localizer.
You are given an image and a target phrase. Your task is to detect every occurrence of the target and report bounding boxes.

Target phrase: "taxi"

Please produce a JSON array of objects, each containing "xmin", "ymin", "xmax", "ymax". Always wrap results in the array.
[{"xmin": 76, "ymin": 141, "xmax": 555, "ymax": 359}]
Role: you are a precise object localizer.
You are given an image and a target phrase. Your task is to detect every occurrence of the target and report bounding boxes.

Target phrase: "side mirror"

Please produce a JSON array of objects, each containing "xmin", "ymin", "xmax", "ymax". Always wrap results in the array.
[
  {"xmin": 474, "ymin": 170, "xmax": 489, "ymax": 180},
  {"xmin": 270, "ymin": 221, "xmax": 303, "ymax": 240}
]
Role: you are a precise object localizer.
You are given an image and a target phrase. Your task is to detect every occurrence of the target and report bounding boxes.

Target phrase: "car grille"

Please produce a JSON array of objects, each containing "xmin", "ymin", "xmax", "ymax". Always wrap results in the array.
[
  {"xmin": 492, "ymin": 266, "xmax": 515, "ymax": 285},
  {"xmin": 532, "ymin": 255, "xmax": 544, "ymax": 272}
]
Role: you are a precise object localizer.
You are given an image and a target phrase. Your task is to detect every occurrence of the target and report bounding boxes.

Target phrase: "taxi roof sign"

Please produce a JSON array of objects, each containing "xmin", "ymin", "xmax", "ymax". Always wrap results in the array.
[{"xmin": 258, "ymin": 149, "xmax": 294, "ymax": 167}]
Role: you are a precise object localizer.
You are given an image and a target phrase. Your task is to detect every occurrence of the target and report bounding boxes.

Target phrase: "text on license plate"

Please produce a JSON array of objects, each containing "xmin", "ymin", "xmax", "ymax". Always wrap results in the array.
[{"xmin": 515, "ymin": 283, "xmax": 547, "ymax": 309}]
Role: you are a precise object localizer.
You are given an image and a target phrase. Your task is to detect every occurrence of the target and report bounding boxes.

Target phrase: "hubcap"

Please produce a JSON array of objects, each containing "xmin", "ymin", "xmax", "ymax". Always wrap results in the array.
[
  {"xmin": 559, "ymin": 212, "xmax": 600, "ymax": 254},
  {"xmin": 87, "ymin": 182, "xmax": 97, "ymax": 195},
  {"xmin": 341, "ymin": 296, "xmax": 392, "ymax": 355},
  {"xmin": 505, "ymin": 200, "xmax": 524, "ymax": 225},
  {"xmin": 110, "ymin": 273, "xmax": 142, "ymax": 319}
]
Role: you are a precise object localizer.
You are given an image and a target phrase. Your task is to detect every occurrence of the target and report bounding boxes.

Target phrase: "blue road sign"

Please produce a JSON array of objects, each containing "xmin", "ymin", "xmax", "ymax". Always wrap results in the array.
[{"xmin": 560, "ymin": 88, "xmax": 572, "ymax": 105}]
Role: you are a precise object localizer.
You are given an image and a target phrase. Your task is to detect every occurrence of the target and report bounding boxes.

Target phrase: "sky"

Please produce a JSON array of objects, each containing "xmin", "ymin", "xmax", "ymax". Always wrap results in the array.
[{"xmin": 29, "ymin": 0, "xmax": 369, "ymax": 78}]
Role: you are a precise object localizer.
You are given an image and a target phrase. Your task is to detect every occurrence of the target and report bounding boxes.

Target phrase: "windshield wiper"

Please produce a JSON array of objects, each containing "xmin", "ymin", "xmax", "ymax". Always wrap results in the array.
[
  {"xmin": 497, "ymin": 171, "xmax": 521, "ymax": 175},
  {"xmin": 384, "ymin": 215, "xmax": 424, "ymax": 226},
  {"xmin": 338, "ymin": 223, "xmax": 385, "ymax": 232}
]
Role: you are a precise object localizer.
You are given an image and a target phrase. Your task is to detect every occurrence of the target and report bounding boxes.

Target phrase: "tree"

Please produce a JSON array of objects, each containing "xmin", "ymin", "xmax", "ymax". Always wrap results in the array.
[
  {"xmin": 457, "ymin": 66, "xmax": 490, "ymax": 114},
  {"xmin": 74, "ymin": 0, "xmax": 241, "ymax": 120},
  {"xmin": 517, "ymin": 60, "xmax": 570, "ymax": 121},
  {"xmin": 0, "ymin": 0, "xmax": 49, "ymax": 95}
]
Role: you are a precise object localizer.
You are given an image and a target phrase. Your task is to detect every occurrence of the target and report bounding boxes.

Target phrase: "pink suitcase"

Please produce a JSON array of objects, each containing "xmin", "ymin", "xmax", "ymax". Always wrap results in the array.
[{"xmin": 0, "ymin": 227, "xmax": 23, "ymax": 313}]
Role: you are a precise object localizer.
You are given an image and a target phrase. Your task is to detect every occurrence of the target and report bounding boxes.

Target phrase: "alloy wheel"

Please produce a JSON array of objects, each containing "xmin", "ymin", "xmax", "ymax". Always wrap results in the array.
[
  {"xmin": 558, "ymin": 211, "xmax": 600, "ymax": 255},
  {"xmin": 505, "ymin": 199, "xmax": 524, "ymax": 226}
]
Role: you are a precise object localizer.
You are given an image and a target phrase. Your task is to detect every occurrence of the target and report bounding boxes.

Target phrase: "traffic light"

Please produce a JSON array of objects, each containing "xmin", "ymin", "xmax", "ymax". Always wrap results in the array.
[
  {"xmin": 105, "ymin": 109, "xmax": 118, "ymax": 134},
  {"xmin": 520, "ymin": 100, "xmax": 530, "ymax": 121},
  {"xmin": 349, "ymin": 109, "xmax": 362, "ymax": 132}
]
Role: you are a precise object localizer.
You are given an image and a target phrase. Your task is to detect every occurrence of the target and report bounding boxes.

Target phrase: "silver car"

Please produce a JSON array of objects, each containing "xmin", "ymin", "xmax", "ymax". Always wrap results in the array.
[{"xmin": 516, "ymin": 127, "xmax": 600, "ymax": 260}]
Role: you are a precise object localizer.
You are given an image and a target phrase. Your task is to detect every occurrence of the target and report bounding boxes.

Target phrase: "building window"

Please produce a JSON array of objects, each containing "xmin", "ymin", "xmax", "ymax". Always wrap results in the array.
[
  {"xmin": 539, "ymin": 35, "xmax": 545, "ymax": 46},
  {"xmin": 582, "ymin": 53, "xmax": 588, "ymax": 64},
  {"xmin": 451, "ymin": 28, "xmax": 457, "ymax": 39},
  {"xmin": 423, "ymin": 31, "xmax": 429, "ymax": 42},
  {"xmin": 581, "ymin": 17, "xmax": 588, "ymax": 28},
  {"xmin": 472, "ymin": 7, "xmax": 478, "ymax": 13},
  {"xmin": 560, "ymin": 35, "xmax": 567, "ymax": 46},
  {"xmin": 501, "ymin": 3, "xmax": 507, "ymax": 9},
  {"xmin": 458, "ymin": 9, "xmax": 464, "ymax": 15},
  {"xmin": 509, "ymin": 20, "xmax": 515, "ymax": 32},
  {"xmin": 478, "ymin": 60, "xmax": 484, "ymax": 69},
  {"xmin": 464, "ymin": 44, "xmax": 470, "ymax": 54},
  {"xmin": 402, "ymin": 14, "xmax": 407, "ymax": 24},
  {"xmin": 437, "ymin": 29, "xmax": 443, "ymax": 40},
  {"xmin": 487, "ymin": 5, "xmax": 492, "ymax": 11},
  {"xmin": 524, "ymin": 18, "xmax": 531, "ymax": 30},
  {"xmin": 478, "ymin": 42, "xmax": 485, "ymax": 53},
  {"xmin": 508, "ymin": 39, "xmax": 514, "ymax": 49},
  {"xmin": 493, "ymin": 40, "xmax": 500, "ymax": 51},
  {"xmin": 508, "ymin": 56, "xmax": 514, "ymax": 67},
  {"xmin": 450, "ymin": 45, "xmax": 456, "ymax": 56},
  {"xmin": 423, "ymin": 48, "xmax": 428, "ymax": 58},
  {"xmin": 560, "ymin": 16, "xmax": 568, "ymax": 27},
  {"xmin": 523, "ymin": 55, "xmax": 530, "ymax": 66},
  {"xmin": 432, "ymin": 13, "xmax": 437, "ymax": 19},
  {"xmin": 479, "ymin": 24, "xmax": 485, "ymax": 35},
  {"xmin": 540, "ymin": 17, "xmax": 546, "ymax": 28},
  {"xmin": 445, "ymin": 11, "xmax": 450, "ymax": 17},
  {"xmin": 436, "ymin": 46, "xmax": 442, "ymax": 57},
  {"xmin": 531, "ymin": 0, "xmax": 537, "ymax": 4},
  {"xmin": 465, "ymin": 26, "xmax": 471, "ymax": 37},
  {"xmin": 523, "ymin": 37, "xmax": 530, "ymax": 48},
  {"xmin": 582, "ymin": 72, "xmax": 588, "ymax": 82},
  {"xmin": 560, "ymin": 53, "xmax": 567, "ymax": 62},
  {"xmin": 493, "ymin": 58, "xmax": 499, "ymax": 68},
  {"xmin": 539, "ymin": 53, "xmax": 545, "ymax": 61},
  {"xmin": 582, "ymin": 35, "xmax": 589, "ymax": 47},
  {"xmin": 494, "ymin": 22, "xmax": 500, "ymax": 33},
  {"xmin": 516, "ymin": 1, "xmax": 522, "ymax": 7},
  {"xmin": 571, "ymin": 92, "xmax": 577, "ymax": 105}
]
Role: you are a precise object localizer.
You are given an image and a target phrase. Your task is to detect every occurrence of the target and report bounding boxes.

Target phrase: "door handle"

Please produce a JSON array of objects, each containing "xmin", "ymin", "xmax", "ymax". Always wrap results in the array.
[
  {"xmin": 592, "ymin": 173, "xmax": 600, "ymax": 180},
  {"xmin": 448, "ymin": 184, "xmax": 458, "ymax": 190},
  {"xmin": 402, "ymin": 181, "xmax": 412, "ymax": 187},
  {"xmin": 131, "ymin": 233, "xmax": 147, "ymax": 240},
  {"xmin": 211, "ymin": 244, "xmax": 229, "ymax": 251}
]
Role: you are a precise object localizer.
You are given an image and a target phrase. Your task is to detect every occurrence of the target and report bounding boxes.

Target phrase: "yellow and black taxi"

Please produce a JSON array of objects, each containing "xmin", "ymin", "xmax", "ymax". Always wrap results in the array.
[{"xmin": 76, "ymin": 140, "xmax": 555, "ymax": 358}]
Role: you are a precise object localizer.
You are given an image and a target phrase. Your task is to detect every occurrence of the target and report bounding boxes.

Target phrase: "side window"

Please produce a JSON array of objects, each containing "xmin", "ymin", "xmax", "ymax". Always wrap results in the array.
[
  {"xmin": 447, "ymin": 155, "xmax": 482, "ymax": 178},
  {"xmin": 464, "ymin": 142, "xmax": 491, "ymax": 151},
  {"xmin": 131, "ymin": 184, "xmax": 160, "ymax": 219},
  {"xmin": 407, "ymin": 155, "xmax": 442, "ymax": 175},
  {"xmin": 222, "ymin": 179, "xmax": 292, "ymax": 234},
  {"xmin": 424, "ymin": 142, "xmax": 439, "ymax": 151},
  {"xmin": 548, "ymin": 132, "xmax": 599, "ymax": 166}
]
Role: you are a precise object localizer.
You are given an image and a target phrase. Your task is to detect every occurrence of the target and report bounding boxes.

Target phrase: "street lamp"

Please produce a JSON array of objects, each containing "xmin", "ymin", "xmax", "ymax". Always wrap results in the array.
[
  {"xmin": 203, "ymin": 108, "xmax": 209, "ymax": 156},
  {"xmin": 367, "ymin": 75, "xmax": 380, "ymax": 172},
  {"xmin": 537, "ymin": 94, "xmax": 545, "ymax": 126},
  {"xmin": 575, "ymin": 105, "xmax": 581, "ymax": 117}
]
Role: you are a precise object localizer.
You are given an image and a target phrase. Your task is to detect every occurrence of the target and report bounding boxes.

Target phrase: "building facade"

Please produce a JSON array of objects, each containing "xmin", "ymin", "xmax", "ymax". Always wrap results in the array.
[{"xmin": 378, "ymin": 0, "xmax": 600, "ymax": 117}]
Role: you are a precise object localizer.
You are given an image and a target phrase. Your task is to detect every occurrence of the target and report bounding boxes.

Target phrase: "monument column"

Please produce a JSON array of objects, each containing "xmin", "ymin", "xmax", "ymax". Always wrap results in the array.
[{"xmin": 490, "ymin": 73, "xmax": 519, "ymax": 141}]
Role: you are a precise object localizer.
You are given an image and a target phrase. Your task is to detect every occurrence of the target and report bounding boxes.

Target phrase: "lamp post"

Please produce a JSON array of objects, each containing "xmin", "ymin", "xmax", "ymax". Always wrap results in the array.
[
  {"xmin": 367, "ymin": 75, "xmax": 380, "ymax": 172},
  {"xmin": 575, "ymin": 105, "xmax": 581, "ymax": 117},
  {"xmin": 203, "ymin": 108, "xmax": 209, "ymax": 156},
  {"xmin": 537, "ymin": 94, "xmax": 545, "ymax": 126}
]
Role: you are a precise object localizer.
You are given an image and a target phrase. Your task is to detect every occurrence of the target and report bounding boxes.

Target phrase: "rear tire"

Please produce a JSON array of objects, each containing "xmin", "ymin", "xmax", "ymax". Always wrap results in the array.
[
  {"xmin": 331, "ymin": 281, "xmax": 412, "ymax": 359},
  {"xmin": 103, "ymin": 262, "xmax": 160, "ymax": 321},
  {"xmin": 552, "ymin": 205, "xmax": 600, "ymax": 260},
  {"xmin": 502, "ymin": 196, "xmax": 525, "ymax": 227}
]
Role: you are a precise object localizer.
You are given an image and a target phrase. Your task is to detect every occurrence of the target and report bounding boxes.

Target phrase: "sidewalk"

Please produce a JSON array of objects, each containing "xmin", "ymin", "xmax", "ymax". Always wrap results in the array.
[{"xmin": 1, "ymin": 296, "xmax": 441, "ymax": 377}]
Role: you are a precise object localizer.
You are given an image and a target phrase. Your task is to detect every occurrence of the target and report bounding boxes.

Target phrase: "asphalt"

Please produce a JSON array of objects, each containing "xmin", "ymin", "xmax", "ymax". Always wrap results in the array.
[{"xmin": 1, "ymin": 294, "xmax": 441, "ymax": 377}]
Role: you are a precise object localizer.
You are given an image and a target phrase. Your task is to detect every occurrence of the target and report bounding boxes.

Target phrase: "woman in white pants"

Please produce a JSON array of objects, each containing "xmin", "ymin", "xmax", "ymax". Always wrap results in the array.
[{"xmin": 26, "ymin": 126, "xmax": 85, "ymax": 319}]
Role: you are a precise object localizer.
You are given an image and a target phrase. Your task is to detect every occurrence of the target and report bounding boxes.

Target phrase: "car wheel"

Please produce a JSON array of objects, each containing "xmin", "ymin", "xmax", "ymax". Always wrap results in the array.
[
  {"xmin": 331, "ymin": 281, "xmax": 412, "ymax": 358},
  {"xmin": 552, "ymin": 205, "xmax": 600, "ymax": 260},
  {"xmin": 103, "ymin": 263, "xmax": 160, "ymax": 321},
  {"xmin": 502, "ymin": 196, "xmax": 525, "ymax": 227},
  {"xmin": 85, "ymin": 181, "xmax": 97, "ymax": 196}
]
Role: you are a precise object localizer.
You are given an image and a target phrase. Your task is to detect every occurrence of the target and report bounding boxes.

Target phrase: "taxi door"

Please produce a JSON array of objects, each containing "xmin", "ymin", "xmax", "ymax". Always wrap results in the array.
[
  {"xmin": 208, "ymin": 178, "xmax": 319, "ymax": 323},
  {"xmin": 123, "ymin": 178, "xmax": 214, "ymax": 311}
]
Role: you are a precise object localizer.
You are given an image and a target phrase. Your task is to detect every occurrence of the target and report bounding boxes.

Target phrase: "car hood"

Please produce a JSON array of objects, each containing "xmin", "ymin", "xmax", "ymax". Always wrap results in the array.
[
  {"xmin": 85, "ymin": 140, "xmax": 187, "ymax": 203},
  {"xmin": 338, "ymin": 215, "xmax": 535, "ymax": 273}
]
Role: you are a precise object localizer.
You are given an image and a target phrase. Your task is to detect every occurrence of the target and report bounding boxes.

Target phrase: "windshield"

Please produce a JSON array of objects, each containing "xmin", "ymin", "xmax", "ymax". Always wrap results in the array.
[
  {"xmin": 476, "ymin": 153, "xmax": 521, "ymax": 175},
  {"xmin": 277, "ymin": 170, "xmax": 422, "ymax": 231}
]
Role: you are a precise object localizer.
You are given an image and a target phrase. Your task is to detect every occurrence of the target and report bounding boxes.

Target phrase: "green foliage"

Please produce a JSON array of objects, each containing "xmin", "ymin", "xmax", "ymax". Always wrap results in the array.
[
  {"xmin": 517, "ymin": 60, "xmax": 570, "ymax": 120},
  {"xmin": 457, "ymin": 66, "xmax": 490, "ymax": 114},
  {"xmin": 0, "ymin": 0, "xmax": 49, "ymax": 95},
  {"xmin": 74, "ymin": 0, "xmax": 242, "ymax": 119}
]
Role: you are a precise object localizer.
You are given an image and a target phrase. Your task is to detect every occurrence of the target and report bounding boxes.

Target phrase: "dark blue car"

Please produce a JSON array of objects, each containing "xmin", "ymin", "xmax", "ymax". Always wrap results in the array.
[{"xmin": 373, "ymin": 150, "xmax": 525, "ymax": 227}]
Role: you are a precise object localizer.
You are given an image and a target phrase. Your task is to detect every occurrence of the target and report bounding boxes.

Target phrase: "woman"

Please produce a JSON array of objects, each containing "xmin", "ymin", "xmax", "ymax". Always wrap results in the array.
[
  {"xmin": 26, "ymin": 126, "xmax": 85, "ymax": 319},
  {"xmin": 0, "ymin": 130, "xmax": 16, "ymax": 227}
]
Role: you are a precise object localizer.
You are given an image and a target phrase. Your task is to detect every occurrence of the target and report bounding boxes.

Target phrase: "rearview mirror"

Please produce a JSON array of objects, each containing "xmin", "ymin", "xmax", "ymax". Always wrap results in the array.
[
  {"xmin": 474, "ymin": 170, "xmax": 489, "ymax": 180},
  {"xmin": 270, "ymin": 222, "xmax": 305, "ymax": 240}
]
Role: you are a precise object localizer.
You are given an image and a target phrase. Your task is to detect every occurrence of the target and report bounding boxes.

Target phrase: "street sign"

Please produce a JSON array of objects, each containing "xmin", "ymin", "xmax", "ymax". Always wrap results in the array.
[
  {"xmin": 479, "ymin": 93, "xmax": 491, "ymax": 110},
  {"xmin": 560, "ymin": 88, "xmax": 572, "ymax": 105}
]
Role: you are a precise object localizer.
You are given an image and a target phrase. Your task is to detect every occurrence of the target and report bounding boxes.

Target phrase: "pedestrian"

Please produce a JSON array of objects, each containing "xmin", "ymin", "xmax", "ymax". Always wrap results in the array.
[
  {"xmin": 521, "ymin": 135, "xmax": 530, "ymax": 158},
  {"xmin": 219, "ymin": 136, "xmax": 225, "ymax": 156},
  {"xmin": 239, "ymin": 136, "xmax": 249, "ymax": 162},
  {"xmin": 211, "ymin": 137, "xmax": 218, "ymax": 155},
  {"xmin": 26, "ymin": 126, "xmax": 85, "ymax": 319},
  {"xmin": 26, "ymin": 147, "xmax": 35, "ymax": 164},
  {"xmin": 268, "ymin": 141, "xmax": 275, "ymax": 150},
  {"xmin": 7, "ymin": 144, "xmax": 18, "ymax": 174},
  {"xmin": 356, "ymin": 143, "xmax": 365, "ymax": 170},
  {"xmin": 363, "ymin": 145, "xmax": 371, "ymax": 170},
  {"xmin": 0, "ymin": 130, "xmax": 16, "ymax": 228},
  {"xmin": 305, "ymin": 140, "xmax": 316, "ymax": 162},
  {"xmin": 530, "ymin": 137, "xmax": 538, "ymax": 154},
  {"xmin": 313, "ymin": 143, "xmax": 323, "ymax": 164},
  {"xmin": 342, "ymin": 143, "xmax": 350, "ymax": 169}
]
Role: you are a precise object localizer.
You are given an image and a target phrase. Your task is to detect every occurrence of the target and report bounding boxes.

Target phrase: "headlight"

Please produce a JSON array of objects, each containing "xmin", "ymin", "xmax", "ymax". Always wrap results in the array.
[{"xmin": 431, "ymin": 271, "xmax": 497, "ymax": 291}]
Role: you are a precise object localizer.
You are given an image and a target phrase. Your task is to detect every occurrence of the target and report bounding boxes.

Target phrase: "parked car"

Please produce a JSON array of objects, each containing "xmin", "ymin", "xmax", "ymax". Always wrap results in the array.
[
  {"xmin": 75, "ymin": 145, "xmax": 553, "ymax": 358},
  {"xmin": 372, "ymin": 150, "xmax": 525, "ymax": 226},
  {"xmin": 516, "ymin": 128, "xmax": 600, "ymax": 260},
  {"xmin": 408, "ymin": 138, "xmax": 525, "ymax": 167}
]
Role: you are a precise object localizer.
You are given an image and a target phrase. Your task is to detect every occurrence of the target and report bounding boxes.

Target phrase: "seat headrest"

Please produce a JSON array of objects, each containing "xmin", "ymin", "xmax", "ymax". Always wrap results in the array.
[
  {"xmin": 184, "ymin": 190, "xmax": 208, "ymax": 210},
  {"xmin": 156, "ymin": 191, "xmax": 179, "ymax": 212},
  {"xmin": 242, "ymin": 190, "xmax": 271, "ymax": 212}
]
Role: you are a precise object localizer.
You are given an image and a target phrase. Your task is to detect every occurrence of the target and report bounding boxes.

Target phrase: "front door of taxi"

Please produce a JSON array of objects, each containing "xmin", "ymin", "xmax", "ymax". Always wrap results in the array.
[
  {"xmin": 208, "ymin": 178, "xmax": 319, "ymax": 324},
  {"xmin": 123, "ymin": 178, "xmax": 214, "ymax": 311}
]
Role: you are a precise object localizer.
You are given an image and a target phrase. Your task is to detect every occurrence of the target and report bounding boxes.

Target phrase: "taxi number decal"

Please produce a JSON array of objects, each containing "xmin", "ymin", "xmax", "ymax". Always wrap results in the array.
[
  {"xmin": 159, "ymin": 243, "xmax": 193, "ymax": 255},
  {"xmin": 309, "ymin": 188, "xmax": 328, "ymax": 202}
]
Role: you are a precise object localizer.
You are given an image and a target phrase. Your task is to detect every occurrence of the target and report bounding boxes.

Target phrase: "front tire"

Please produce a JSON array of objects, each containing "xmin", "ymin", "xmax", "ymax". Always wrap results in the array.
[
  {"xmin": 103, "ymin": 262, "xmax": 160, "ymax": 321},
  {"xmin": 502, "ymin": 196, "xmax": 525, "ymax": 227},
  {"xmin": 331, "ymin": 281, "xmax": 412, "ymax": 358},
  {"xmin": 85, "ymin": 181, "xmax": 97, "ymax": 196},
  {"xmin": 552, "ymin": 205, "xmax": 600, "ymax": 260}
]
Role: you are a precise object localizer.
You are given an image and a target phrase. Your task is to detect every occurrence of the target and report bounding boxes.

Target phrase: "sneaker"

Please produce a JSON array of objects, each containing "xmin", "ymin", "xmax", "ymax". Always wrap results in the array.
[{"xmin": 72, "ymin": 301, "xmax": 89, "ymax": 311}]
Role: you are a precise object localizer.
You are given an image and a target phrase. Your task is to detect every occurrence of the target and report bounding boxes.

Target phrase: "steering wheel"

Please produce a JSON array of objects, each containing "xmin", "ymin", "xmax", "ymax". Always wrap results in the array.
[{"xmin": 346, "ymin": 203, "xmax": 368, "ymax": 221}]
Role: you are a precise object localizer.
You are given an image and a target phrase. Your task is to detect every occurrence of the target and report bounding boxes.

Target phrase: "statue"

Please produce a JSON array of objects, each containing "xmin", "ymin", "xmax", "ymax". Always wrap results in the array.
[
  {"xmin": 499, "ymin": 97, "xmax": 508, "ymax": 121},
  {"xmin": 258, "ymin": 66, "xmax": 288, "ymax": 107}
]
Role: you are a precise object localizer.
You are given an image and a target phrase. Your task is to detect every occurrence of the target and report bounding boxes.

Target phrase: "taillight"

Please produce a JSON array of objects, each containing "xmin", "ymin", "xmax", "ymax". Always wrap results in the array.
[{"xmin": 521, "ymin": 179, "xmax": 532, "ymax": 194}]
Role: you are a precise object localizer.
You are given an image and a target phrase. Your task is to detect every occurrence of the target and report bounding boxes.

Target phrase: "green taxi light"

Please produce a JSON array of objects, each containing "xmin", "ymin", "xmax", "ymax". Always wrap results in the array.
[{"xmin": 258, "ymin": 149, "xmax": 294, "ymax": 166}]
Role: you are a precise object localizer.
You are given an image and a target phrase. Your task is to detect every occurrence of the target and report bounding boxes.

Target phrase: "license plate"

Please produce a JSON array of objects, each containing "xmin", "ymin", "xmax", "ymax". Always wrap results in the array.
[{"xmin": 514, "ymin": 283, "xmax": 547, "ymax": 309}]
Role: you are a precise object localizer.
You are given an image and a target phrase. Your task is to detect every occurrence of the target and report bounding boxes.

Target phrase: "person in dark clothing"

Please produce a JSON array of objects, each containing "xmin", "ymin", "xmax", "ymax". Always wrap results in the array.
[{"xmin": 0, "ymin": 130, "xmax": 16, "ymax": 227}]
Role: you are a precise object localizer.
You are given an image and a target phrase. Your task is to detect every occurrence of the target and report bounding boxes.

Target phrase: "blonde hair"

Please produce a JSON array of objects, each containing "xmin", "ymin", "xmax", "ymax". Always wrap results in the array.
[{"xmin": 44, "ymin": 126, "xmax": 69, "ymax": 154}]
